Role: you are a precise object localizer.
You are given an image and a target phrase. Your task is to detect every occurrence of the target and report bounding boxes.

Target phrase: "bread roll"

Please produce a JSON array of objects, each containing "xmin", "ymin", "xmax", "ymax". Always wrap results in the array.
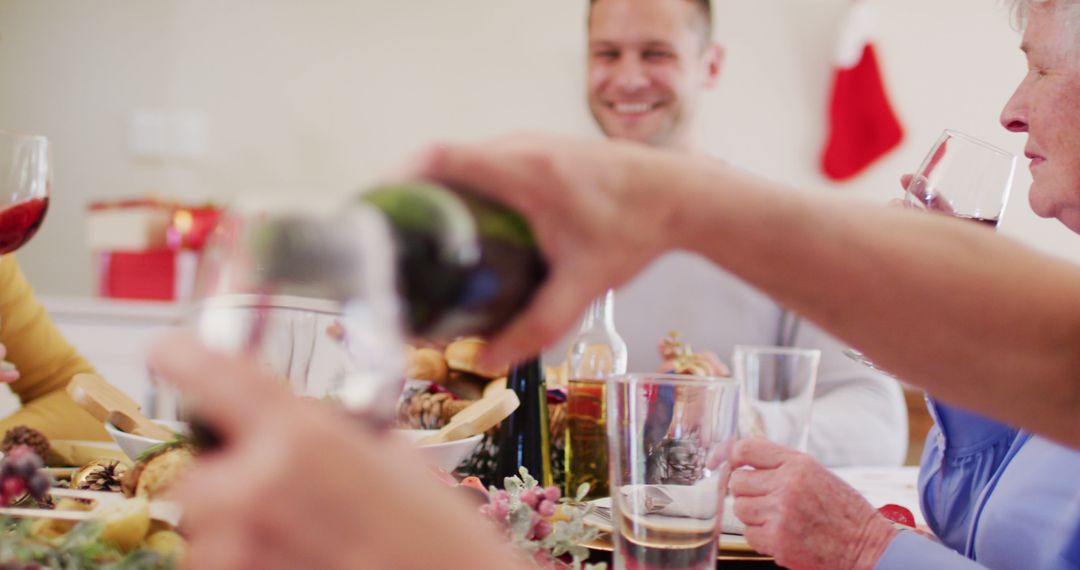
[
  {"xmin": 444, "ymin": 338, "xmax": 508, "ymax": 379},
  {"xmin": 445, "ymin": 371, "xmax": 488, "ymax": 400},
  {"xmin": 406, "ymin": 347, "xmax": 449, "ymax": 384}
]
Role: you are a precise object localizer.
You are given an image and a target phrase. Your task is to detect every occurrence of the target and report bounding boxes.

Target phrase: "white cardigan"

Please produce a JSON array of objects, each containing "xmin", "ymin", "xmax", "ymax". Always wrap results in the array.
[{"xmin": 546, "ymin": 250, "xmax": 908, "ymax": 468}]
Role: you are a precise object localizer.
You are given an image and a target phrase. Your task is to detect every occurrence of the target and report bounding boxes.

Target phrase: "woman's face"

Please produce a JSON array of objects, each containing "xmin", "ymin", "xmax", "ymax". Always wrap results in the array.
[{"xmin": 1000, "ymin": 4, "xmax": 1080, "ymax": 233}]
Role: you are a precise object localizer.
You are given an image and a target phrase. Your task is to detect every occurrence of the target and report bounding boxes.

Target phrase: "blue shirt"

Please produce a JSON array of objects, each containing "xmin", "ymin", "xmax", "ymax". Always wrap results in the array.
[{"xmin": 875, "ymin": 400, "xmax": 1080, "ymax": 569}]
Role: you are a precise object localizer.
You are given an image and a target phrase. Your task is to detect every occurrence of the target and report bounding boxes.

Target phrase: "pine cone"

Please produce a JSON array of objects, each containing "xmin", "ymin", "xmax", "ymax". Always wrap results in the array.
[
  {"xmin": 647, "ymin": 438, "xmax": 706, "ymax": 485},
  {"xmin": 457, "ymin": 432, "xmax": 499, "ymax": 486},
  {"xmin": 1, "ymin": 426, "xmax": 49, "ymax": 460},
  {"xmin": 439, "ymin": 399, "xmax": 472, "ymax": 426},
  {"xmin": 405, "ymin": 392, "xmax": 456, "ymax": 429},
  {"xmin": 71, "ymin": 459, "xmax": 128, "ymax": 493}
]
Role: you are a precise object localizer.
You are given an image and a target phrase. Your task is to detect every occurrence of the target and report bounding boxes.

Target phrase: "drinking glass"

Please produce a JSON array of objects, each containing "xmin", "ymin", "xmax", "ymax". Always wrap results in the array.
[
  {"xmin": 159, "ymin": 203, "xmax": 407, "ymax": 423},
  {"xmin": 0, "ymin": 131, "xmax": 51, "ymax": 254},
  {"xmin": 732, "ymin": 346, "xmax": 820, "ymax": 452},
  {"xmin": 845, "ymin": 129, "xmax": 1017, "ymax": 372},
  {"xmin": 607, "ymin": 374, "xmax": 740, "ymax": 570},
  {"xmin": 902, "ymin": 129, "xmax": 1016, "ymax": 224}
]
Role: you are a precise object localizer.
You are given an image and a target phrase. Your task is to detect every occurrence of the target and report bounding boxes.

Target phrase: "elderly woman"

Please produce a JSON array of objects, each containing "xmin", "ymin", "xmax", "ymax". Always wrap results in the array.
[
  {"xmin": 727, "ymin": 1, "xmax": 1080, "ymax": 568},
  {"xmin": 705, "ymin": 0, "xmax": 1080, "ymax": 566}
]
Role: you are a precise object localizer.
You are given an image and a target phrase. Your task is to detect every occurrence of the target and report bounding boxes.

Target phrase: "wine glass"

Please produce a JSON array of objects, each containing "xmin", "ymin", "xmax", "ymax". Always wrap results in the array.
[
  {"xmin": 0, "ymin": 131, "xmax": 51, "ymax": 254},
  {"xmin": 844, "ymin": 129, "xmax": 1017, "ymax": 373},
  {"xmin": 156, "ymin": 202, "xmax": 408, "ymax": 429},
  {"xmin": 901, "ymin": 129, "xmax": 1017, "ymax": 224}
]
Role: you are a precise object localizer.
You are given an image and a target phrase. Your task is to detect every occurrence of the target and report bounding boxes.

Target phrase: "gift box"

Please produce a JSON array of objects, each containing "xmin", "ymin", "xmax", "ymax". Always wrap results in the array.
[{"xmin": 87, "ymin": 198, "xmax": 220, "ymax": 301}]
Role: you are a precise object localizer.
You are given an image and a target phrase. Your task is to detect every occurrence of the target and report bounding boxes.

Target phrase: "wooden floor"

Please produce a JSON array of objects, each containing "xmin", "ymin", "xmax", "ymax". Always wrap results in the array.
[{"xmin": 904, "ymin": 387, "xmax": 934, "ymax": 466}]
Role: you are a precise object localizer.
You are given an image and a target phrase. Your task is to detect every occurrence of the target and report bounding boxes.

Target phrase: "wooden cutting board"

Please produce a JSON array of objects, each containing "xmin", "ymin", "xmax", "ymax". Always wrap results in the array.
[
  {"xmin": 418, "ymin": 389, "xmax": 519, "ymax": 445},
  {"xmin": 66, "ymin": 374, "xmax": 175, "ymax": 441}
]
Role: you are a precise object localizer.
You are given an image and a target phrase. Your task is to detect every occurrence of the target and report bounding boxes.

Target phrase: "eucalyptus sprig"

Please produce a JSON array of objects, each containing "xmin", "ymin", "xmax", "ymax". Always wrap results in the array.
[
  {"xmin": 483, "ymin": 468, "xmax": 606, "ymax": 570},
  {"xmin": 0, "ymin": 518, "xmax": 175, "ymax": 569}
]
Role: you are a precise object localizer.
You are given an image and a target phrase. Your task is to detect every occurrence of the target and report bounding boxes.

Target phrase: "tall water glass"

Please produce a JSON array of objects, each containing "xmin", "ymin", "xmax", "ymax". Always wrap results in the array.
[
  {"xmin": 733, "ymin": 346, "xmax": 820, "ymax": 452},
  {"xmin": 607, "ymin": 374, "xmax": 740, "ymax": 570}
]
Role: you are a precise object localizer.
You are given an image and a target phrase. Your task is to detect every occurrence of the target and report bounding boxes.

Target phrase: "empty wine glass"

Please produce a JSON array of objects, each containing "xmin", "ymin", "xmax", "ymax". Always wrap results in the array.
[
  {"xmin": 0, "ymin": 131, "xmax": 51, "ymax": 254},
  {"xmin": 902, "ymin": 129, "xmax": 1017, "ymax": 225},
  {"xmin": 844, "ymin": 129, "xmax": 1017, "ymax": 373},
  {"xmin": 159, "ymin": 202, "xmax": 408, "ymax": 427}
]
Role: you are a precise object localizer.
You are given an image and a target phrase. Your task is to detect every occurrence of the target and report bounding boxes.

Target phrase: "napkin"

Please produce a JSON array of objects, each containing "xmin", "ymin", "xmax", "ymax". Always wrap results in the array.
[
  {"xmin": 624, "ymin": 485, "xmax": 748, "ymax": 535},
  {"xmin": 621, "ymin": 484, "xmax": 712, "ymax": 519},
  {"xmin": 587, "ymin": 492, "xmax": 747, "ymax": 537}
]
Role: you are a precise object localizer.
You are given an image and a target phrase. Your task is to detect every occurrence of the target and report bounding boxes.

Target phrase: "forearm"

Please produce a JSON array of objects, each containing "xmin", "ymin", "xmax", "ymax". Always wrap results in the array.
[
  {"xmin": 0, "ymin": 389, "xmax": 109, "ymax": 441},
  {"xmin": 657, "ymin": 156, "xmax": 1080, "ymax": 447}
]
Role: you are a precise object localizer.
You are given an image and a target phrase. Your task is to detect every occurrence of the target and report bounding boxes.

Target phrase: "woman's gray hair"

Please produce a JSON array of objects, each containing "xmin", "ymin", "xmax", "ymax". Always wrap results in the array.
[
  {"xmin": 1007, "ymin": 0, "xmax": 1045, "ymax": 28},
  {"xmin": 1006, "ymin": 0, "xmax": 1079, "ymax": 31},
  {"xmin": 1005, "ymin": 0, "xmax": 1080, "ymax": 67}
]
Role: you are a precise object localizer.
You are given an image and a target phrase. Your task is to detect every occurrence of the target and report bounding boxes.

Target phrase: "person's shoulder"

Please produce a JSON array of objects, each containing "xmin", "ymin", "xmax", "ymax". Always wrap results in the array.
[{"xmin": 0, "ymin": 255, "xmax": 22, "ymax": 284}]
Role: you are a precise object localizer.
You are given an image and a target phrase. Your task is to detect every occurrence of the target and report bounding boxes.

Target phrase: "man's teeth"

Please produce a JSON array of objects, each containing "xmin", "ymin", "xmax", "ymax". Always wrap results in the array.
[{"xmin": 614, "ymin": 102, "xmax": 653, "ymax": 113}]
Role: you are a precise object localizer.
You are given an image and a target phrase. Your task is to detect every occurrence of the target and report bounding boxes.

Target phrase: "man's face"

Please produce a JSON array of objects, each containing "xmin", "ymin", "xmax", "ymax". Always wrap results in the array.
[
  {"xmin": 587, "ymin": 0, "xmax": 721, "ymax": 149},
  {"xmin": 1000, "ymin": 4, "xmax": 1080, "ymax": 232}
]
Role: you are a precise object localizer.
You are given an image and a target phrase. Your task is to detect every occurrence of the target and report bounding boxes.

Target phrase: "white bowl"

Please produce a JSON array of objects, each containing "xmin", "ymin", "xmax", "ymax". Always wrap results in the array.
[
  {"xmin": 107, "ymin": 423, "xmax": 481, "ymax": 471},
  {"xmin": 104, "ymin": 420, "xmax": 188, "ymax": 461},
  {"xmin": 395, "ymin": 429, "xmax": 483, "ymax": 472}
]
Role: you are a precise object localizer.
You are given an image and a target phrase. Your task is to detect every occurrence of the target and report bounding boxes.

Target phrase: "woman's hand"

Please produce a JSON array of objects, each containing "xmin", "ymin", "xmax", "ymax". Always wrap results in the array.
[
  {"xmin": 0, "ymin": 343, "xmax": 19, "ymax": 383},
  {"xmin": 730, "ymin": 438, "xmax": 897, "ymax": 570},
  {"xmin": 149, "ymin": 332, "xmax": 528, "ymax": 570}
]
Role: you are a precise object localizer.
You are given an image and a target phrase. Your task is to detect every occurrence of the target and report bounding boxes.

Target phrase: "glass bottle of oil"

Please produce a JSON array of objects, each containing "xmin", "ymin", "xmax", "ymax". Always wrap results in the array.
[{"xmin": 565, "ymin": 289, "xmax": 627, "ymax": 498}]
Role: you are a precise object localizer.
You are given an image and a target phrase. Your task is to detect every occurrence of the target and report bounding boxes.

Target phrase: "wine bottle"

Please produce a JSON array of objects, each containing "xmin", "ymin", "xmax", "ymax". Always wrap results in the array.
[
  {"xmin": 250, "ymin": 181, "xmax": 547, "ymax": 339},
  {"xmin": 494, "ymin": 357, "xmax": 553, "ymax": 487},
  {"xmin": 565, "ymin": 289, "xmax": 627, "ymax": 499}
]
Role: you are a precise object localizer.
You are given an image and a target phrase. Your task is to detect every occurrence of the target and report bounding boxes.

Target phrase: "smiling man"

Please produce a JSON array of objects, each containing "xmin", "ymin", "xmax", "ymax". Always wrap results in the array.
[
  {"xmin": 567, "ymin": 0, "xmax": 909, "ymax": 467},
  {"xmin": 586, "ymin": 0, "xmax": 721, "ymax": 151}
]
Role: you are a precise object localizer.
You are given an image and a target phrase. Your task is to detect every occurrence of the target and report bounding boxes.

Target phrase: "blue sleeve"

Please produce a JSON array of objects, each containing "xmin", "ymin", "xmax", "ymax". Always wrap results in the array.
[
  {"xmin": 875, "ymin": 531, "xmax": 989, "ymax": 569},
  {"xmin": 918, "ymin": 399, "xmax": 1018, "ymax": 552}
]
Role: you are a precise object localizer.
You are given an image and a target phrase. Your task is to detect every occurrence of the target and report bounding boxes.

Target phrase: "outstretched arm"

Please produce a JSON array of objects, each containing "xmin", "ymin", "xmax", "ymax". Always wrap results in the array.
[{"xmin": 414, "ymin": 134, "xmax": 1080, "ymax": 448}]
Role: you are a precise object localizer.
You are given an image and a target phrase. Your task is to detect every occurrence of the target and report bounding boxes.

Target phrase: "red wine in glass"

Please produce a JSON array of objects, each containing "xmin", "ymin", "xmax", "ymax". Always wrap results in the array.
[
  {"xmin": 0, "ymin": 197, "xmax": 49, "ymax": 255},
  {"xmin": 0, "ymin": 131, "xmax": 51, "ymax": 255},
  {"xmin": 955, "ymin": 213, "xmax": 998, "ymax": 228}
]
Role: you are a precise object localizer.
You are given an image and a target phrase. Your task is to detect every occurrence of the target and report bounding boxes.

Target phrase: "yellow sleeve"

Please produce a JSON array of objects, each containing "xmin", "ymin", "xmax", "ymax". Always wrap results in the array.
[{"xmin": 0, "ymin": 255, "xmax": 108, "ymax": 441}]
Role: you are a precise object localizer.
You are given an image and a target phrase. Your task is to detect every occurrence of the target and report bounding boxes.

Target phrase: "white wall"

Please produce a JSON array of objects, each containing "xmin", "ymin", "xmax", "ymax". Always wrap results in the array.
[{"xmin": 0, "ymin": 0, "xmax": 1074, "ymax": 296}]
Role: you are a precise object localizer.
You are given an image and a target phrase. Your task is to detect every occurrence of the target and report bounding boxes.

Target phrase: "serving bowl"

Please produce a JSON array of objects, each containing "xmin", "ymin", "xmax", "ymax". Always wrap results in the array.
[
  {"xmin": 395, "ymin": 429, "xmax": 482, "ymax": 471},
  {"xmin": 105, "ymin": 420, "xmax": 188, "ymax": 461},
  {"xmin": 108, "ymin": 421, "xmax": 480, "ymax": 472}
]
